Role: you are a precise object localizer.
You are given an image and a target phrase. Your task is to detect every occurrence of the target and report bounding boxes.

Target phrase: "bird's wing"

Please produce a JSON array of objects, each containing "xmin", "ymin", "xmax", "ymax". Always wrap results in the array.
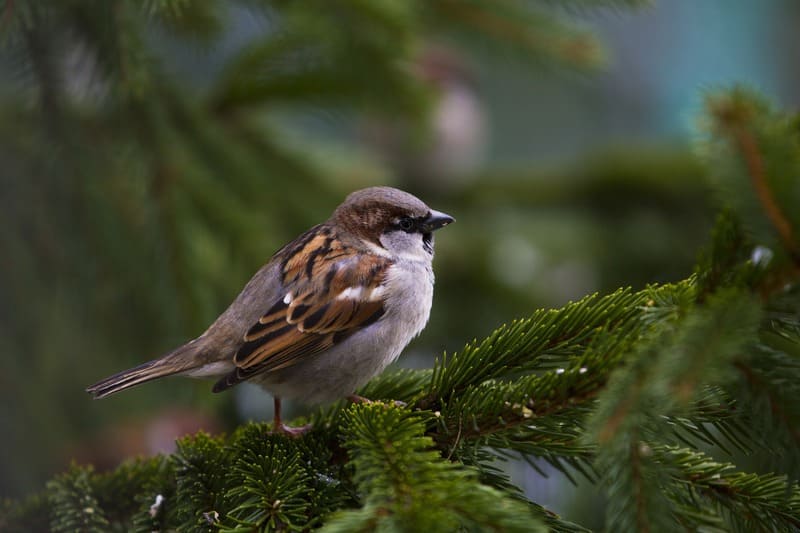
[{"xmin": 212, "ymin": 229, "xmax": 390, "ymax": 392}]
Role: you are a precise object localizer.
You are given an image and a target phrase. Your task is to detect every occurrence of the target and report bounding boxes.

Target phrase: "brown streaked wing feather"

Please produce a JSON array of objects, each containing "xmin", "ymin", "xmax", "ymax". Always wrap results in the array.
[
  {"xmin": 237, "ymin": 330, "xmax": 334, "ymax": 374},
  {"xmin": 227, "ymin": 240, "xmax": 391, "ymax": 383}
]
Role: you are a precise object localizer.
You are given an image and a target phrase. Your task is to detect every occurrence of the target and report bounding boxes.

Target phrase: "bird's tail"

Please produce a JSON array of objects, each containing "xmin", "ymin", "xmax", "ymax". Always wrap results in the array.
[{"xmin": 86, "ymin": 338, "xmax": 207, "ymax": 399}]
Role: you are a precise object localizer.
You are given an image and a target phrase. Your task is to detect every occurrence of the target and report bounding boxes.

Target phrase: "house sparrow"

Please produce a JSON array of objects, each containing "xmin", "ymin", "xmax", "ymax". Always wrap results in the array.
[{"xmin": 87, "ymin": 187, "xmax": 454, "ymax": 436}]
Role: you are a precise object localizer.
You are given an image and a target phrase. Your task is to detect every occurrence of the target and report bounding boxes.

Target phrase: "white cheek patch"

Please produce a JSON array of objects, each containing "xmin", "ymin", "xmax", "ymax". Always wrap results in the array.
[
  {"xmin": 379, "ymin": 230, "xmax": 430, "ymax": 262},
  {"xmin": 283, "ymin": 292, "xmax": 293, "ymax": 304}
]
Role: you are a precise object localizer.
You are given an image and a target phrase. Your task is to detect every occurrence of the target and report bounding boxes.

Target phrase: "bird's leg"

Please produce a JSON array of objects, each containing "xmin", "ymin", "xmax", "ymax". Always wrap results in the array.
[
  {"xmin": 347, "ymin": 394, "xmax": 407, "ymax": 408},
  {"xmin": 271, "ymin": 396, "xmax": 311, "ymax": 437}
]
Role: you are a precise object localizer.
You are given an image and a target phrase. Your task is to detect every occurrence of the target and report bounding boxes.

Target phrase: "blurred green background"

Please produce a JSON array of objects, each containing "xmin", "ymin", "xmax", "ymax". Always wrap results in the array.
[{"xmin": 2, "ymin": 0, "xmax": 799, "ymax": 527}]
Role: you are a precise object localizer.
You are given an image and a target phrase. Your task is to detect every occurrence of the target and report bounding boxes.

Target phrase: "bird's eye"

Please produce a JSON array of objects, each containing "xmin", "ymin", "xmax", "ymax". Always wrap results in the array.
[{"xmin": 398, "ymin": 217, "xmax": 415, "ymax": 232}]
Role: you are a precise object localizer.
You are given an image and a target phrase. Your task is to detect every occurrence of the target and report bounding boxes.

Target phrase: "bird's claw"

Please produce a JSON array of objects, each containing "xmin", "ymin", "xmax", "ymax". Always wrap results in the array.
[{"xmin": 272, "ymin": 423, "xmax": 312, "ymax": 438}]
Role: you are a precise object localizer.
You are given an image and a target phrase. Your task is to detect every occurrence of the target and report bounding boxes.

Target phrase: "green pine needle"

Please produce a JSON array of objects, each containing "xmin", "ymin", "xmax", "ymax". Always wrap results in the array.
[{"xmin": 328, "ymin": 402, "xmax": 546, "ymax": 533}]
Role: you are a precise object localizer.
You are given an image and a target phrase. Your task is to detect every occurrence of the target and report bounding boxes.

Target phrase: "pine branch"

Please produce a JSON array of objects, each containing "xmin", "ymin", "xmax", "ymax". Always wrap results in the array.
[
  {"xmin": 430, "ymin": 369, "xmax": 599, "ymax": 484},
  {"xmin": 708, "ymin": 91, "xmax": 799, "ymax": 262},
  {"xmin": 761, "ymin": 285, "xmax": 800, "ymax": 357},
  {"xmin": 658, "ymin": 445, "xmax": 800, "ymax": 532},
  {"xmin": 327, "ymin": 403, "xmax": 546, "ymax": 532},
  {"xmin": 732, "ymin": 347, "xmax": 800, "ymax": 479},
  {"xmin": 223, "ymin": 430, "xmax": 315, "ymax": 531},
  {"xmin": 587, "ymin": 333, "xmax": 674, "ymax": 531},
  {"xmin": 590, "ymin": 289, "xmax": 761, "ymax": 442},
  {"xmin": 600, "ymin": 437, "xmax": 675, "ymax": 533},
  {"xmin": 662, "ymin": 386, "xmax": 755, "ymax": 455},
  {"xmin": 654, "ymin": 290, "xmax": 761, "ymax": 406},
  {"xmin": 424, "ymin": 285, "xmax": 680, "ymax": 409},
  {"xmin": 694, "ymin": 210, "xmax": 754, "ymax": 300},
  {"xmin": 173, "ymin": 432, "xmax": 230, "ymax": 532},
  {"xmin": 414, "ymin": 281, "xmax": 703, "ymax": 484},
  {"xmin": 586, "ymin": 290, "xmax": 766, "ymax": 529},
  {"xmin": 436, "ymin": 367, "xmax": 601, "ymax": 442},
  {"xmin": 703, "ymin": 88, "xmax": 800, "ymax": 267}
]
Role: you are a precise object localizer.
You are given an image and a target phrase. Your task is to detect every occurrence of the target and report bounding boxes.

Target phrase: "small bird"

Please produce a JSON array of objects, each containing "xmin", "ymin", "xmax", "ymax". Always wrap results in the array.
[{"xmin": 87, "ymin": 187, "xmax": 454, "ymax": 436}]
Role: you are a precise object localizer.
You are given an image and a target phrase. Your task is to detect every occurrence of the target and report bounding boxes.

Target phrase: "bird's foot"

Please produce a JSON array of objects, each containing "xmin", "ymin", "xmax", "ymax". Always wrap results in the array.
[
  {"xmin": 347, "ymin": 395, "xmax": 407, "ymax": 408},
  {"xmin": 270, "ymin": 396, "xmax": 311, "ymax": 438},
  {"xmin": 347, "ymin": 394, "xmax": 372, "ymax": 404},
  {"xmin": 272, "ymin": 422, "xmax": 312, "ymax": 438}
]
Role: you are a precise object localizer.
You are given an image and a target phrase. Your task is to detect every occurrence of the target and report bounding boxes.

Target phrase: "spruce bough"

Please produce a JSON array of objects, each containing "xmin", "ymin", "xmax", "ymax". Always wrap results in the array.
[{"xmin": 5, "ymin": 89, "xmax": 800, "ymax": 532}]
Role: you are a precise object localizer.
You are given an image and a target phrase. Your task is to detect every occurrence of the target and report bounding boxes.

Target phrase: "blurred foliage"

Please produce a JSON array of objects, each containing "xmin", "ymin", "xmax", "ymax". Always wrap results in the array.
[{"xmin": 437, "ymin": 146, "xmax": 711, "ymax": 343}]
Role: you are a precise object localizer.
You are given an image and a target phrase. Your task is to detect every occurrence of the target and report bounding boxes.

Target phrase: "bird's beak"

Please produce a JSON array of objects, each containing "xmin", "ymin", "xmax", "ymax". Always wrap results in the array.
[{"xmin": 420, "ymin": 209, "xmax": 455, "ymax": 232}]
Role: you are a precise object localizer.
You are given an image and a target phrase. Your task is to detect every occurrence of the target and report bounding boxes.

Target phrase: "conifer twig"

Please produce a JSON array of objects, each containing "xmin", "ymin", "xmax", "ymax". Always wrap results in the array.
[
  {"xmin": 437, "ymin": 387, "xmax": 600, "ymax": 445},
  {"xmin": 712, "ymin": 100, "xmax": 800, "ymax": 263},
  {"xmin": 660, "ymin": 446, "xmax": 800, "ymax": 530},
  {"xmin": 734, "ymin": 361, "xmax": 800, "ymax": 447},
  {"xmin": 735, "ymin": 125, "xmax": 799, "ymax": 261}
]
